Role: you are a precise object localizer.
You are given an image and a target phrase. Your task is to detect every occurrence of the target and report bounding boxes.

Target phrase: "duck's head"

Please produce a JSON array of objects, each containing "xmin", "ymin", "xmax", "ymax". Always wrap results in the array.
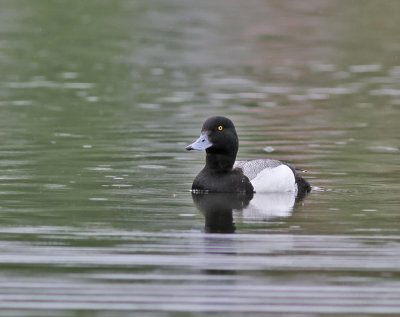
[{"xmin": 186, "ymin": 116, "xmax": 238, "ymax": 157}]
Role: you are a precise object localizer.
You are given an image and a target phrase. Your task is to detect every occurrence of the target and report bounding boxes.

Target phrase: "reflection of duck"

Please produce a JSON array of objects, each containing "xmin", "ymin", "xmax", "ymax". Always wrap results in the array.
[
  {"xmin": 192, "ymin": 192, "xmax": 253, "ymax": 233},
  {"xmin": 193, "ymin": 191, "xmax": 298, "ymax": 232},
  {"xmin": 241, "ymin": 192, "xmax": 295, "ymax": 220},
  {"xmin": 186, "ymin": 116, "xmax": 311, "ymax": 197}
]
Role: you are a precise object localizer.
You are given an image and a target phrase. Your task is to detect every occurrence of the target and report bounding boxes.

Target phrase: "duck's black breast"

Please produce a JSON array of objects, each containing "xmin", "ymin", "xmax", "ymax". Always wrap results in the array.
[{"xmin": 192, "ymin": 168, "xmax": 254, "ymax": 194}]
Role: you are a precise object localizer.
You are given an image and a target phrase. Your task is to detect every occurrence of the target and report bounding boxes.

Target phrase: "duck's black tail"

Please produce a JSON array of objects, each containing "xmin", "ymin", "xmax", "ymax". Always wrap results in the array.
[
  {"xmin": 284, "ymin": 163, "xmax": 311, "ymax": 196},
  {"xmin": 295, "ymin": 174, "xmax": 311, "ymax": 200}
]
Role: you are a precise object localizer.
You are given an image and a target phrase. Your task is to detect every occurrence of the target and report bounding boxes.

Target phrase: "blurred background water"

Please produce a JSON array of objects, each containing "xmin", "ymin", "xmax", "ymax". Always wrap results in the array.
[{"xmin": 0, "ymin": 0, "xmax": 400, "ymax": 315}]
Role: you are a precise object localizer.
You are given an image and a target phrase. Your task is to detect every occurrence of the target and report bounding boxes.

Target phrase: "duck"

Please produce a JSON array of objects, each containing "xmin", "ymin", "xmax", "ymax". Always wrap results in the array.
[{"xmin": 185, "ymin": 116, "xmax": 311, "ymax": 196}]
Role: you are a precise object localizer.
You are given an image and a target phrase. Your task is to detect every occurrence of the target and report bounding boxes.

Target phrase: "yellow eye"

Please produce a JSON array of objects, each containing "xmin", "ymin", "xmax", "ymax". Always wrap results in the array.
[{"xmin": 218, "ymin": 125, "xmax": 223, "ymax": 131}]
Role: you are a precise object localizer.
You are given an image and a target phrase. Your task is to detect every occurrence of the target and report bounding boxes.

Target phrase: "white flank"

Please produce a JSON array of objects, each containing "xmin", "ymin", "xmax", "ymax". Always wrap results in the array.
[{"xmin": 251, "ymin": 164, "xmax": 297, "ymax": 193}]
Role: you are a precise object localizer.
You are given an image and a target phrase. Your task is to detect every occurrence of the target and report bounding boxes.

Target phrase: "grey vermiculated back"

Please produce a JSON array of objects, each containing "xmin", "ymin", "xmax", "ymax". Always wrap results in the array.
[{"xmin": 234, "ymin": 159, "xmax": 284, "ymax": 180}]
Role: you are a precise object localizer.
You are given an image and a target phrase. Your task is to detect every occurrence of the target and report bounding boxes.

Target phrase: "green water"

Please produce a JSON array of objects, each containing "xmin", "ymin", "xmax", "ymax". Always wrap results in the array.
[{"xmin": 0, "ymin": 0, "xmax": 400, "ymax": 315}]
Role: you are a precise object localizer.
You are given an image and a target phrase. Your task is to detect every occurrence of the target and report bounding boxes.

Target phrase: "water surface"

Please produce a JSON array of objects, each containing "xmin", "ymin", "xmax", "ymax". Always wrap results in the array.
[{"xmin": 0, "ymin": 0, "xmax": 400, "ymax": 315}]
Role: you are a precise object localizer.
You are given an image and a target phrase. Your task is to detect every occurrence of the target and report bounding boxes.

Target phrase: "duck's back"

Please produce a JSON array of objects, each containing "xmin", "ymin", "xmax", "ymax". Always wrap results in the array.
[
  {"xmin": 234, "ymin": 159, "xmax": 310, "ymax": 194},
  {"xmin": 234, "ymin": 159, "xmax": 283, "ymax": 180}
]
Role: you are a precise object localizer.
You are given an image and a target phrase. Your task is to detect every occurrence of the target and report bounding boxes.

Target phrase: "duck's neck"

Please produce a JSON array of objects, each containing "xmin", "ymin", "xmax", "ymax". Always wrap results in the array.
[{"xmin": 205, "ymin": 151, "xmax": 236, "ymax": 173}]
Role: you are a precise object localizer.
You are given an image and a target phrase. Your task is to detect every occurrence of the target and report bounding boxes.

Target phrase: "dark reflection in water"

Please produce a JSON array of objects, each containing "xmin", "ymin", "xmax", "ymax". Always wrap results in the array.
[
  {"xmin": 192, "ymin": 192, "xmax": 252, "ymax": 233},
  {"xmin": 192, "ymin": 191, "xmax": 308, "ymax": 233}
]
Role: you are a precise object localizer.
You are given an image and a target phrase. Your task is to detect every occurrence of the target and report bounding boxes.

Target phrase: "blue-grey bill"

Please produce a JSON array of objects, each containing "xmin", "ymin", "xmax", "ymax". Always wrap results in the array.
[{"xmin": 185, "ymin": 133, "xmax": 212, "ymax": 151}]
